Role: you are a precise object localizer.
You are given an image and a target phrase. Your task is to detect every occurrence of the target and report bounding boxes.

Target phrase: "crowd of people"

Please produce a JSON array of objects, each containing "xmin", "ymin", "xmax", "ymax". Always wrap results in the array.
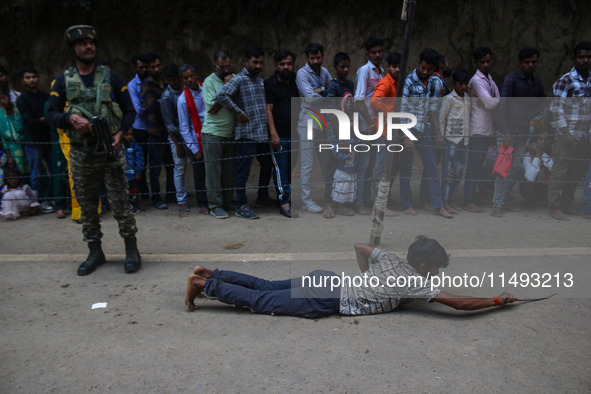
[{"xmin": 1, "ymin": 31, "xmax": 590, "ymax": 229}]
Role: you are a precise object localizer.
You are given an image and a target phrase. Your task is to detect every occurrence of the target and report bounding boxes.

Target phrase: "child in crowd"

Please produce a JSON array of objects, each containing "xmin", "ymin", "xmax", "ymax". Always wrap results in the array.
[
  {"xmin": 439, "ymin": 69, "xmax": 471, "ymax": 214},
  {"xmin": 124, "ymin": 129, "xmax": 145, "ymax": 214},
  {"xmin": 1, "ymin": 167, "xmax": 39, "ymax": 219},
  {"xmin": 325, "ymin": 53, "xmax": 355, "ymax": 217},
  {"xmin": 520, "ymin": 131, "xmax": 553, "ymax": 209}
]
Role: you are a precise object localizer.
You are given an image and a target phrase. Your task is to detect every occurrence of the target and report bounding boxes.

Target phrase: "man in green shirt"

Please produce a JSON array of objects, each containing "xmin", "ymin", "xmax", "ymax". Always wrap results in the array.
[{"xmin": 201, "ymin": 50, "xmax": 236, "ymax": 219}]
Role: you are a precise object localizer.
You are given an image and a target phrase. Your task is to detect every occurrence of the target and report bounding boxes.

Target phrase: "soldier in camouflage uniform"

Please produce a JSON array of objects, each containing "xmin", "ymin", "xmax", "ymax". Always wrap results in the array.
[{"xmin": 47, "ymin": 25, "xmax": 141, "ymax": 276}]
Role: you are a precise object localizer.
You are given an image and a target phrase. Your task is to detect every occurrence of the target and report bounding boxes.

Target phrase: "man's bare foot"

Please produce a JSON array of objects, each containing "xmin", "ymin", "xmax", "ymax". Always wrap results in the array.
[
  {"xmin": 436, "ymin": 207, "xmax": 453, "ymax": 218},
  {"xmin": 193, "ymin": 265, "xmax": 214, "ymax": 278},
  {"xmin": 550, "ymin": 209, "xmax": 568, "ymax": 221},
  {"xmin": 582, "ymin": 214, "xmax": 591, "ymax": 219},
  {"xmin": 185, "ymin": 274, "xmax": 206, "ymax": 311},
  {"xmin": 449, "ymin": 203, "xmax": 462, "ymax": 212},
  {"xmin": 403, "ymin": 207, "xmax": 417, "ymax": 216},
  {"xmin": 444, "ymin": 204, "xmax": 459, "ymax": 214},
  {"xmin": 464, "ymin": 203, "xmax": 486, "ymax": 213},
  {"xmin": 384, "ymin": 208, "xmax": 398, "ymax": 217},
  {"xmin": 491, "ymin": 206, "xmax": 503, "ymax": 217}
]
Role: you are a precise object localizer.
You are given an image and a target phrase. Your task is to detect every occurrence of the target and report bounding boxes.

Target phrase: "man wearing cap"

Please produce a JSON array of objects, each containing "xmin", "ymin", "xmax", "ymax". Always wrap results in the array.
[{"xmin": 47, "ymin": 25, "xmax": 141, "ymax": 276}]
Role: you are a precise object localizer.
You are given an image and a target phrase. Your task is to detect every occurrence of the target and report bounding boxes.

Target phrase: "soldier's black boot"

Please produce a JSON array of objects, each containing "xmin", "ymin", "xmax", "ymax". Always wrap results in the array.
[
  {"xmin": 124, "ymin": 237, "xmax": 142, "ymax": 273},
  {"xmin": 78, "ymin": 240, "xmax": 106, "ymax": 276}
]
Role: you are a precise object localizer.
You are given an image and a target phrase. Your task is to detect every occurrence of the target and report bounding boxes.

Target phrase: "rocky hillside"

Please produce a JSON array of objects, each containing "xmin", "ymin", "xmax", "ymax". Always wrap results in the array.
[{"xmin": 1, "ymin": 0, "xmax": 589, "ymax": 91}]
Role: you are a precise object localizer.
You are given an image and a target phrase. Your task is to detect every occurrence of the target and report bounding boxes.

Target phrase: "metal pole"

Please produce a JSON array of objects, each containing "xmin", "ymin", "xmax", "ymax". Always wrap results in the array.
[{"xmin": 369, "ymin": 0, "xmax": 417, "ymax": 246}]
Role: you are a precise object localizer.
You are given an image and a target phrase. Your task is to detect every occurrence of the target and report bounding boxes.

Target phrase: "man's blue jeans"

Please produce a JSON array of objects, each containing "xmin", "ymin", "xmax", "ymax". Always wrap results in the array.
[
  {"xmin": 24, "ymin": 143, "xmax": 53, "ymax": 200},
  {"xmin": 204, "ymin": 269, "xmax": 340, "ymax": 318},
  {"xmin": 399, "ymin": 131, "xmax": 443, "ymax": 210},
  {"xmin": 168, "ymin": 138, "xmax": 208, "ymax": 207},
  {"xmin": 441, "ymin": 140, "xmax": 467, "ymax": 205}
]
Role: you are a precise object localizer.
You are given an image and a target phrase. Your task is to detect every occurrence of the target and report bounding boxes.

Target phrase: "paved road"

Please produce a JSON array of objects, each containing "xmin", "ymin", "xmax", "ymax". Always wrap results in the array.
[{"xmin": 1, "ymin": 196, "xmax": 589, "ymax": 392}]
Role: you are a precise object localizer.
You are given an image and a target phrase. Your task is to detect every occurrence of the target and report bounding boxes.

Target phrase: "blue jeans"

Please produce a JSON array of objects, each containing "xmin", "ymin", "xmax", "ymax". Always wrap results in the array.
[
  {"xmin": 133, "ymin": 129, "xmax": 149, "ymax": 197},
  {"xmin": 204, "ymin": 269, "xmax": 340, "ymax": 318},
  {"xmin": 582, "ymin": 160, "xmax": 591, "ymax": 215},
  {"xmin": 168, "ymin": 138, "xmax": 208, "ymax": 207},
  {"xmin": 270, "ymin": 137, "xmax": 292, "ymax": 205},
  {"xmin": 234, "ymin": 138, "xmax": 272, "ymax": 206},
  {"xmin": 399, "ymin": 131, "xmax": 443, "ymax": 209},
  {"xmin": 441, "ymin": 140, "xmax": 467, "ymax": 205},
  {"xmin": 463, "ymin": 134, "xmax": 490, "ymax": 206},
  {"xmin": 372, "ymin": 137, "xmax": 399, "ymax": 201},
  {"xmin": 24, "ymin": 144, "xmax": 53, "ymax": 200}
]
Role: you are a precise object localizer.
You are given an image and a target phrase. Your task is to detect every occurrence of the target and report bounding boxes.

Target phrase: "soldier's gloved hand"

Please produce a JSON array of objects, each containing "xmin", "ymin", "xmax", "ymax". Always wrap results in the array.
[{"xmin": 70, "ymin": 114, "xmax": 93, "ymax": 135}]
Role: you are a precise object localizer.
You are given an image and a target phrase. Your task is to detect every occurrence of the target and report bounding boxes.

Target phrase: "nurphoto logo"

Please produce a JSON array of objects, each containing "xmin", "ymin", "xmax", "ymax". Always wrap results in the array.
[{"xmin": 304, "ymin": 107, "xmax": 419, "ymax": 153}]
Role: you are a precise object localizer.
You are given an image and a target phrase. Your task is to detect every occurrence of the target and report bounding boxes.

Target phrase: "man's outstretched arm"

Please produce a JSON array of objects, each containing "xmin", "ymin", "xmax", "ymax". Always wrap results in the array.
[
  {"xmin": 354, "ymin": 243, "xmax": 375, "ymax": 273},
  {"xmin": 433, "ymin": 291, "xmax": 517, "ymax": 311}
]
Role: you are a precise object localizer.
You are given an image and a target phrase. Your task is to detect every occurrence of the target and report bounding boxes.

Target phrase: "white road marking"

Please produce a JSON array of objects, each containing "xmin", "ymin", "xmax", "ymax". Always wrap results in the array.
[{"xmin": 0, "ymin": 247, "xmax": 590, "ymax": 263}]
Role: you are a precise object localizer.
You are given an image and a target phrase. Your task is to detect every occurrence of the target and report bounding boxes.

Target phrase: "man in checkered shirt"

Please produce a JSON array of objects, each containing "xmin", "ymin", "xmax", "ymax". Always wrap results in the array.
[
  {"xmin": 548, "ymin": 41, "xmax": 591, "ymax": 221},
  {"xmin": 216, "ymin": 46, "xmax": 272, "ymax": 220}
]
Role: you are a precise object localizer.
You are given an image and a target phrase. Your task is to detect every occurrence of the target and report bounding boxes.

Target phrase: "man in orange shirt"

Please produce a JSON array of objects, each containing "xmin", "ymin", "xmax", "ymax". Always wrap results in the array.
[{"xmin": 369, "ymin": 52, "xmax": 401, "ymax": 216}]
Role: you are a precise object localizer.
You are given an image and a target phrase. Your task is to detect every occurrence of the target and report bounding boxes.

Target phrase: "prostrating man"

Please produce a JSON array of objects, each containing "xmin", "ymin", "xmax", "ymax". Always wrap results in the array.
[
  {"xmin": 265, "ymin": 49, "xmax": 299, "ymax": 218},
  {"xmin": 216, "ymin": 46, "xmax": 272, "ymax": 220},
  {"xmin": 140, "ymin": 52, "xmax": 175, "ymax": 209},
  {"xmin": 547, "ymin": 41, "xmax": 591, "ymax": 220},
  {"xmin": 463, "ymin": 47, "xmax": 500, "ymax": 213},
  {"xmin": 177, "ymin": 64, "xmax": 209, "ymax": 214},
  {"xmin": 492, "ymin": 47, "xmax": 546, "ymax": 217},
  {"xmin": 399, "ymin": 48, "xmax": 451, "ymax": 218},
  {"xmin": 202, "ymin": 50, "xmax": 236, "ymax": 219},
  {"xmin": 296, "ymin": 43, "xmax": 332, "ymax": 214},
  {"xmin": 127, "ymin": 53, "xmax": 150, "ymax": 197},
  {"xmin": 353, "ymin": 37, "xmax": 385, "ymax": 215},
  {"xmin": 47, "ymin": 25, "xmax": 141, "ymax": 276},
  {"xmin": 185, "ymin": 235, "xmax": 517, "ymax": 317},
  {"xmin": 16, "ymin": 66, "xmax": 54, "ymax": 213}
]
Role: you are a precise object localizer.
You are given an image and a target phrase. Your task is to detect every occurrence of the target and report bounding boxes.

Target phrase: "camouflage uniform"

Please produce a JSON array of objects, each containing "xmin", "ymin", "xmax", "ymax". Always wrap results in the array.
[
  {"xmin": 47, "ymin": 25, "xmax": 140, "ymax": 275},
  {"xmin": 70, "ymin": 144, "xmax": 137, "ymax": 241},
  {"xmin": 48, "ymin": 66, "xmax": 138, "ymax": 243}
]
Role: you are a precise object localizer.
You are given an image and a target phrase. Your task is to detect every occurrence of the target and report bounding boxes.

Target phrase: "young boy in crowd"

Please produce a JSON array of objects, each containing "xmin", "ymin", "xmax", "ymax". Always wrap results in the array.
[
  {"xmin": 124, "ymin": 129, "xmax": 145, "ymax": 214},
  {"xmin": 439, "ymin": 69, "xmax": 471, "ymax": 214},
  {"xmin": 324, "ymin": 53, "xmax": 355, "ymax": 217}
]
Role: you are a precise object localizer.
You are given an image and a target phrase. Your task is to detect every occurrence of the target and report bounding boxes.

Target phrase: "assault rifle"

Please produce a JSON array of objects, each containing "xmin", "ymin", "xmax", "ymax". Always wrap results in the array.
[{"xmin": 92, "ymin": 116, "xmax": 123, "ymax": 178}]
